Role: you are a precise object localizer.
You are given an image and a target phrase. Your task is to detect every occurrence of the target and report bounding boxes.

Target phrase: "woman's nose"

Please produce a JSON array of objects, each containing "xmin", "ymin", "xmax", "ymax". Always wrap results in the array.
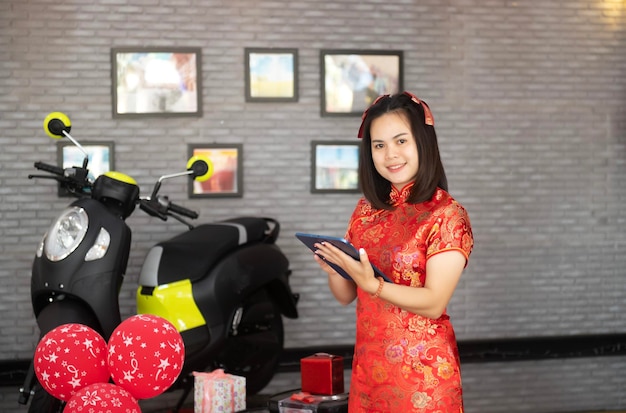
[{"xmin": 385, "ymin": 147, "xmax": 398, "ymax": 159}]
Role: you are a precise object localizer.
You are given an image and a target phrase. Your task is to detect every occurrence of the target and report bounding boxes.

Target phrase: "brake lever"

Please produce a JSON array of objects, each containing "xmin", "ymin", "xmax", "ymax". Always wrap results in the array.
[
  {"xmin": 166, "ymin": 212, "xmax": 195, "ymax": 230},
  {"xmin": 28, "ymin": 174, "xmax": 62, "ymax": 181}
]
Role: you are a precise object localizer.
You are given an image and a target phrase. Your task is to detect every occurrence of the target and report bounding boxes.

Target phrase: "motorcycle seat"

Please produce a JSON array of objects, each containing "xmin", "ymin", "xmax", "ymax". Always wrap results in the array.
[
  {"xmin": 151, "ymin": 217, "xmax": 271, "ymax": 284},
  {"xmin": 221, "ymin": 217, "xmax": 271, "ymax": 243}
]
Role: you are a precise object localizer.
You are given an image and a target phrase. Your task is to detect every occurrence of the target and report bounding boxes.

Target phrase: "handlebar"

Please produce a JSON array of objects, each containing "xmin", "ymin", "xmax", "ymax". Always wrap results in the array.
[
  {"xmin": 34, "ymin": 161, "xmax": 64, "ymax": 176},
  {"xmin": 30, "ymin": 161, "xmax": 92, "ymax": 197},
  {"xmin": 32, "ymin": 160, "xmax": 199, "ymax": 226},
  {"xmin": 33, "ymin": 112, "xmax": 203, "ymax": 228},
  {"xmin": 139, "ymin": 196, "xmax": 198, "ymax": 222},
  {"xmin": 168, "ymin": 202, "xmax": 199, "ymax": 219}
]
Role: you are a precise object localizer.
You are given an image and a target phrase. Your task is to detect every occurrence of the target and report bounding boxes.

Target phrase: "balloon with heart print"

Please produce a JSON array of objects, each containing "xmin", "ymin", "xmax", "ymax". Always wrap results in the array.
[
  {"xmin": 33, "ymin": 323, "xmax": 110, "ymax": 401},
  {"xmin": 107, "ymin": 314, "xmax": 185, "ymax": 399},
  {"xmin": 65, "ymin": 382, "xmax": 141, "ymax": 413}
]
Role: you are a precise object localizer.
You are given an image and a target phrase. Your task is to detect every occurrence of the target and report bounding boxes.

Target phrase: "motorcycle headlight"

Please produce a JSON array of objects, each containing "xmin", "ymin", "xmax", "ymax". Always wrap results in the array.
[{"xmin": 44, "ymin": 206, "xmax": 89, "ymax": 262}]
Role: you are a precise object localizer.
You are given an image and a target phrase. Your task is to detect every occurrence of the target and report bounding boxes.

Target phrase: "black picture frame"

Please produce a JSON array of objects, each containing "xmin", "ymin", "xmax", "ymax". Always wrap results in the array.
[
  {"xmin": 311, "ymin": 140, "xmax": 360, "ymax": 193},
  {"xmin": 188, "ymin": 144, "xmax": 243, "ymax": 198},
  {"xmin": 111, "ymin": 47, "xmax": 202, "ymax": 118},
  {"xmin": 244, "ymin": 47, "xmax": 299, "ymax": 102},
  {"xmin": 320, "ymin": 49, "xmax": 403, "ymax": 117},
  {"xmin": 57, "ymin": 141, "xmax": 115, "ymax": 197}
]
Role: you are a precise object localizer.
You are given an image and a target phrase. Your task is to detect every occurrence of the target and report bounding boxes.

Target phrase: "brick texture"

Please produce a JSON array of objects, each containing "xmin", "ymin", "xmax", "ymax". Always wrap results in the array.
[{"xmin": 1, "ymin": 1, "xmax": 625, "ymax": 412}]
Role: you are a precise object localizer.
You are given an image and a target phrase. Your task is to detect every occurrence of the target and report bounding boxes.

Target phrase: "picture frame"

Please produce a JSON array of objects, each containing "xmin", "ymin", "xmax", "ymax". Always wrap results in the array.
[
  {"xmin": 320, "ymin": 49, "xmax": 403, "ymax": 117},
  {"xmin": 111, "ymin": 47, "xmax": 202, "ymax": 118},
  {"xmin": 311, "ymin": 140, "xmax": 360, "ymax": 193},
  {"xmin": 57, "ymin": 141, "xmax": 115, "ymax": 197},
  {"xmin": 188, "ymin": 144, "xmax": 243, "ymax": 198},
  {"xmin": 244, "ymin": 48, "xmax": 298, "ymax": 102}
]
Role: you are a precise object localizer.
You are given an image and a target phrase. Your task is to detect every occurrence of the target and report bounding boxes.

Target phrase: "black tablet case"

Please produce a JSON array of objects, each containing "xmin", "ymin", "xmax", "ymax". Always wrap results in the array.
[{"xmin": 295, "ymin": 232, "xmax": 391, "ymax": 282}]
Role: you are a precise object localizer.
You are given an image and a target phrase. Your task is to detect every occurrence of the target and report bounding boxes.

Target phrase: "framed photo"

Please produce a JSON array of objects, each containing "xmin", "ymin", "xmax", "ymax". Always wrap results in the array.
[
  {"xmin": 57, "ymin": 141, "xmax": 115, "ymax": 197},
  {"xmin": 111, "ymin": 47, "xmax": 202, "ymax": 118},
  {"xmin": 311, "ymin": 140, "xmax": 360, "ymax": 193},
  {"xmin": 320, "ymin": 49, "xmax": 403, "ymax": 116},
  {"xmin": 245, "ymin": 48, "xmax": 298, "ymax": 102},
  {"xmin": 188, "ymin": 144, "xmax": 243, "ymax": 198}
]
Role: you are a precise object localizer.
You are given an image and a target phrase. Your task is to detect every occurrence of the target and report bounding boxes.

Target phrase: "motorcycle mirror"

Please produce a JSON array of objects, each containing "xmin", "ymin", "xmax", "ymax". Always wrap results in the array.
[
  {"xmin": 186, "ymin": 155, "xmax": 214, "ymax": 182},
  {"xmin": 43, "ymin": 112, "xmax": 72, "ymax": 139},
  {"xmin": 43, "ymin": 112, "xmax": 89, "ymax": 165}
]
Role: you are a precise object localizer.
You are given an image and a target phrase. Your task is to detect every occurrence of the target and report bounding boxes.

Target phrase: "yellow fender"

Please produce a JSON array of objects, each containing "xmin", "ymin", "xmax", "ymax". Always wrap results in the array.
[{"xmin": 136, "ymin": 279, "xmax": 206, "ymax": 333}]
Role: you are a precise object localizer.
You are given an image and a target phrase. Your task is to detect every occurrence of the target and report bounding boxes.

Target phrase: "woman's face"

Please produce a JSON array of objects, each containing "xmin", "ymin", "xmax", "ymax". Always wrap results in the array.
[{"xmin": 369, "ymin": 111, "xmax": 419, "ymax": 190}]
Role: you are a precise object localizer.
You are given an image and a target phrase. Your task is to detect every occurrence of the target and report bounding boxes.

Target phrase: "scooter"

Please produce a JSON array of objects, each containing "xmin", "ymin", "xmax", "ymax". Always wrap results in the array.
[{"xmin": 18, "ymin": 112, "xmax": 299, "ymax": 412}]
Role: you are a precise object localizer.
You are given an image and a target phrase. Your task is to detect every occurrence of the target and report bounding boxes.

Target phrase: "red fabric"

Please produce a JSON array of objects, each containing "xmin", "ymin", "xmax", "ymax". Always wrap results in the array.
[{"xmin": 346, "ymin": 186, "xmax": 473, "ymax": 413}]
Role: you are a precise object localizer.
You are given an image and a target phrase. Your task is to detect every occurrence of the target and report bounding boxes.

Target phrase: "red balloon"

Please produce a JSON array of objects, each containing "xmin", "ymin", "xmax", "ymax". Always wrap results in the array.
[
  {"xmin": 107, "ymin": 314, "xmax": 185, "ymax": 399},
  {"xmin": 33, "ymin": 323, "xmax": 110, "ymax": 401},
  {"xmin": 65, "ymin": 382, "xmax": 141, "ymax": 413}
]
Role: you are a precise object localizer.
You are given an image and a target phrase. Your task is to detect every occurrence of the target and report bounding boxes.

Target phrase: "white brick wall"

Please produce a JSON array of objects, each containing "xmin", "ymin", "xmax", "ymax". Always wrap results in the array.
[{"xmin": 1, "ymin": 1, "xmax": 625, "ymax": 412}]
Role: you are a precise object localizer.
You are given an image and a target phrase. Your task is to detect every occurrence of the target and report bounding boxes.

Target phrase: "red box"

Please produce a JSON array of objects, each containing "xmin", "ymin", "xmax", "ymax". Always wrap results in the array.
[{"xmin": 300, "ymin": 353, "xmax": 345, "ymax": 395}]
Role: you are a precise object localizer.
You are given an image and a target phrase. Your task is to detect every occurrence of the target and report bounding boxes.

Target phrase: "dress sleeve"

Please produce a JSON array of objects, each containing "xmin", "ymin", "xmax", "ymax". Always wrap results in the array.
[{"xmin": 426, "ymin": 201, "xmax": 474, "ymax": 265}]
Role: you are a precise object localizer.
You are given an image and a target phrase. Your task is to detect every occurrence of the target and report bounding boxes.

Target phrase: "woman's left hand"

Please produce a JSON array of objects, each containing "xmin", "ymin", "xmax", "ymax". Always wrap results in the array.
[{"xmin": 314, "ymin": 242, "xmax": 379, "ymax": 295}]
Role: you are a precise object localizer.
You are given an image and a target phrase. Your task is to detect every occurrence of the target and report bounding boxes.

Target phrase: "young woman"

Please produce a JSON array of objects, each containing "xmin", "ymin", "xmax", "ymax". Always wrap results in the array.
[{"xmin": 313, "ymin": 92, "xmax": 474, "ymax": 412}]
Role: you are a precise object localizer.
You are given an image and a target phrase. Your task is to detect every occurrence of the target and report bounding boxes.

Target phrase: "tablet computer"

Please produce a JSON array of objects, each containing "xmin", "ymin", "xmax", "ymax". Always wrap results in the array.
[{"xmin": 295, "ymin": 232, "xmax": 392, "ymax": 283}]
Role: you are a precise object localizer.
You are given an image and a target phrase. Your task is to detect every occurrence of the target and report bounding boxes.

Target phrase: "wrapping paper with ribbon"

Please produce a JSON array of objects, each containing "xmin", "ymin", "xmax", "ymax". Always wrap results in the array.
[{"xmin": 192, "ymin": 369, "xmax": 246, "ymax": 413}]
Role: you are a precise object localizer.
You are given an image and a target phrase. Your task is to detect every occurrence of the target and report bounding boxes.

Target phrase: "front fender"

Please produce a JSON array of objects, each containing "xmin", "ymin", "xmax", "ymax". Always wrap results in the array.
[{"xmin": 35, "ymin": 298, "xmax": 101, "ymax": 337}]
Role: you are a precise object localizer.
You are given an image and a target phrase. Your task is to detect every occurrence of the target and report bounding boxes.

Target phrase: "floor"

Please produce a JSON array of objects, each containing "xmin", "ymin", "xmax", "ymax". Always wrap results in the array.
[
  {"xmin": 141, "ymin": 393, "xmax": 626, "ymax": 413},
  {"xmin": 143, "ymin": 393, "xmax": 284, "ymax": 413},
  {"xmin": 138, "ymin": 388, "xmax": 626, "ymax": 413},
  {"xmin": 1, "ymin": 387, "xmax": 624, "ymax": 412}
]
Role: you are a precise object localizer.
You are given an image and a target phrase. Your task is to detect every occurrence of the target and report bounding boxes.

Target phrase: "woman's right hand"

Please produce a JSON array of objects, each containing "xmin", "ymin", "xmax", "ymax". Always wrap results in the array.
[{"xmin": 313, "ymin": 253, "xmax": 338, "ymax": 276}]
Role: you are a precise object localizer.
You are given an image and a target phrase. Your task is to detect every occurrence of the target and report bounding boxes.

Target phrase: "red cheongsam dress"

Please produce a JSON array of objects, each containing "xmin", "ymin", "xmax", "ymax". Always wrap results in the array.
[{"xmin": 345, "ymin": 185, "xmax": 474, "ymax": 413}]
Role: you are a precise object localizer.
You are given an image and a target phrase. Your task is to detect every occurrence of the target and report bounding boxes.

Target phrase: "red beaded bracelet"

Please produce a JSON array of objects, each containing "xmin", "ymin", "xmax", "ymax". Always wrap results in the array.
[{"xmin": 372, "ymin": 277, "xmax": 384, "ymax": 298}]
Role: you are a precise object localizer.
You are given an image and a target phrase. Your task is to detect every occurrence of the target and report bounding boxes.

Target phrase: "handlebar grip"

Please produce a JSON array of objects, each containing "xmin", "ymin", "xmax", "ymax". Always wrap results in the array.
[
  {"xmin": 34, "ymin": 161, "xmax": 64, "ymax": 176},
  {"xmin": 168, "ymin": 202, "xmax": 198, "ymax": 219}
]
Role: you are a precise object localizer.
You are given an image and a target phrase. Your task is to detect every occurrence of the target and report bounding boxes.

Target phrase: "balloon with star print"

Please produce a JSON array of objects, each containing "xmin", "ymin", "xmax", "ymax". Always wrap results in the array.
[
  {"xmin": 65, "ymin": 382, "xmax": 141, "ymax": 413},
  {"xmin": 107, "ymin": 314, "xmax": 185, "ymax": 400},
  {"xmin": 33, "ymin": 323, "xmax": 110, "ymax": 401}
]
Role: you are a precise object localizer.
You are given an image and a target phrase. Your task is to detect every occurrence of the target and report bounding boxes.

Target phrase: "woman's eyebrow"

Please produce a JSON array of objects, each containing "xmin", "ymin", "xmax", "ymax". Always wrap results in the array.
[{"xmin": 372, "ymin": 132, "xmax": 409, "ymax": 142}]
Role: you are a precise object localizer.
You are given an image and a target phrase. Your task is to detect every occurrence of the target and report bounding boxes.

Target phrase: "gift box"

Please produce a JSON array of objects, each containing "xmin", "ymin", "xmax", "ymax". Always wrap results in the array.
[
  {"xmin": 300, "ymin": 353, "xmax": 344, "ymax": 395},
  {"xmin": 276, "ymin": 391, "xmax": 348, "ymax": 413},
  {"xmin": 193, "ymin": 369, "xmax": 246, "ymax": 413}
]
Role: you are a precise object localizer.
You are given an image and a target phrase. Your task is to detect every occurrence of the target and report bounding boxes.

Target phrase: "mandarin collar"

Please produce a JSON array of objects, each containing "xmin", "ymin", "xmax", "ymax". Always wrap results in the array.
[{"xmin": 390, "ymin": 182, "xmax": 414, "ymax": 205}]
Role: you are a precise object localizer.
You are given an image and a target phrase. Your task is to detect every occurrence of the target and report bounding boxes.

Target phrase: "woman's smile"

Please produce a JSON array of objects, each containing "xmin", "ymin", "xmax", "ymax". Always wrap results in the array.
[{"xmin": 387, "ymin": 163, "xmax": 406, "ymax": 171}]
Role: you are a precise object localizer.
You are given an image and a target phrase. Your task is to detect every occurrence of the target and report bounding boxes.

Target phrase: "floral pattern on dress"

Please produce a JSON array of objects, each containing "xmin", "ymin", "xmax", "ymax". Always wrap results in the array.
[{"xmin": 345, "ymin": 186, "xmax": 473, "ymax": 413}]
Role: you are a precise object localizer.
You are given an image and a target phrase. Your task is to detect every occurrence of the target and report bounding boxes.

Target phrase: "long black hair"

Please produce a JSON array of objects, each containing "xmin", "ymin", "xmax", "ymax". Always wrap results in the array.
[{"xmin": 358, "ymin": 92, "xmax": 447, "ymax": 210}]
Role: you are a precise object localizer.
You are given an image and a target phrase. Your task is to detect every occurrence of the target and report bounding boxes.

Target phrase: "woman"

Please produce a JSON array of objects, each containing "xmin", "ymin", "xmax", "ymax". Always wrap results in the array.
[{"xmin": 313, "ymin": 92, "xmax": 474, "ymax": 412}]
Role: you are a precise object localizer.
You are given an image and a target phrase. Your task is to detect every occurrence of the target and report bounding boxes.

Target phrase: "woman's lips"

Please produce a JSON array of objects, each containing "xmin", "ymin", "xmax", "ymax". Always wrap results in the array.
[{"xmin": 387, "ymin": 163, "xmax": 405, "ymax": 172}]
